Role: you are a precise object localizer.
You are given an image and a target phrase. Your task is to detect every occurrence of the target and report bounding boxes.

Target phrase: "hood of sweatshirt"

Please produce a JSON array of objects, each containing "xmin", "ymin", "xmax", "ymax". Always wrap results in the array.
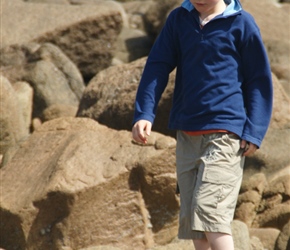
[{"xmin": 181, "ymin": 0, "xmax": 242, "ymax": 16}]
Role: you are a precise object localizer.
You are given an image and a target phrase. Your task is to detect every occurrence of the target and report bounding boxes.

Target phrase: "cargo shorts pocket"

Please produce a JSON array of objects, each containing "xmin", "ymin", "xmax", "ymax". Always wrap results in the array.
[
  {"xmin": 201, "ymin": 133, "xmax": 243, "ymax": 187},
  {"xmin": 202, "ymin": 164, "xmax": 238, "ymax": 187}
]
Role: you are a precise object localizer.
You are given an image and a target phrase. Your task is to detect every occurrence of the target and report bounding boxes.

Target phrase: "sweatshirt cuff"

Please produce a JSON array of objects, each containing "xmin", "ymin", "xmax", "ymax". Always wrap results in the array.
[
  {"xmin": 241, "ymin": 134, "xmax": 261, "ymax": 148},
  {"xmin": 132, "ymin": 114, "xmax": 155, "ymax": 126}
]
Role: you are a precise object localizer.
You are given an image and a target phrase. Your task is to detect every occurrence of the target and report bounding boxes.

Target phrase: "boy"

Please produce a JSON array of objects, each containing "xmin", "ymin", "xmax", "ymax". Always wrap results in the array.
[{"xmin": 132, "ymin": 0, "xmax": 273, "ymax": 249}]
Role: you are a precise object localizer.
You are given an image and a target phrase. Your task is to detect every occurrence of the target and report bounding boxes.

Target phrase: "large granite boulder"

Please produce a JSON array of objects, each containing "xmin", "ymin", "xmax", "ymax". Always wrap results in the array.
[
  {"xmin": 114, "ymin": 27, "xmax": 152, "ymax": 64},
  {"xmin": 0, "ymin": 76, "xmax": 29, "ymax": 155},
  {"xmin": 1, "ymin": 43, "xmax": 85, "ymax": 118},
  {"xmin": 121, "ymin": 0, "xmax": 154, "ymax": 31},
  {"xmin": 42, "ymin": 104, "xmax": 78, "ymax": 122},
  {"xmin": 77, "ymin": 57, "xmax": 176, "ymax": 137},
  {"xmin": 1, "ymin": 0, "xmax": 124, "ymax": 81},
  {"xmin": 142, "ymin": 0, "xmax": 181, "ymax": 38},
  {"xmin": 249, "ymin": 228, "xmax": 280, "ymax": 250},
  {"xmin": 235, "ymin": 166, "xmax": 290, "ymax": 249},
  {"xmin": 276, "ymin": 220, "xmax": 290, "ymax": 250},
  {"xmin": 265, "ymin": 40, "xmax": 290, "ymax": 95},
  {"xmin": 241, "ymin": 0, "xmax": 290, "ymax": 95},
  {"xmin": 0, "ymin": 117, "xmax": 178, "ymax": 250}
]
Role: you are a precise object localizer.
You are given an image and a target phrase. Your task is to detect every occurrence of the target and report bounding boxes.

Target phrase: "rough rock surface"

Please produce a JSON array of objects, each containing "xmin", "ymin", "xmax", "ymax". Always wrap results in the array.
[
  {"xmin": 252, "ymin": 171, "xmax": 290, "ymax": 230},
  {"xmin": 249, "ymin": 228, "xmax": 280, "ymax": 250},
  {"xmin": 265, "ymin": 40, "xmax": 290, "ymax": 95},
  {"xmin": 114, "ymin": 27, "xmax": 152, "ymax": 63},
  {"xmin": 0, "ymin": 117, "xmax": 178, "ymax": 250},
  {"xmin": 1, "ymin": 0, "xmax": 124, "ymax": 80},
  {"xmin": 235, "ymin": 166, "xmax": 290, "ymax": 249},
  {"xmin": 12, "ymin": 81, "xmax": 34, "ymax": 135},
  {"xmin": 142, "ymin": 0, "xmax": 181, "ymax": 38},
  {"xmin": 77, "ymin": 57, "xmax": 176, "ymax": 137},
  {"xmin": 276, "ymin": 220, "xmax": 290, "ymax": 250},
  {"xmin": 231, "ymin": 220, "xmax": 252, "ymax": 250},
  {"xmin": 250, "ymin": 236, "xmax": 264, "ymax": 250},
  {"xmin": 1, "ymin": 42, "xmax": 85, "ymax": 119},
  {"xmin": 240, "ymin": 0, "xmax": 290, "ymax": 95},
  {"xmin": 122, "ymin": 0, "xmax": 154, "ymax": 31},
  {"xmin": 42, "ymin": 104, "xmax": 78, "ymax": 122},
  {"xmin": 240, "ymin": 0, "xmax": 290, "ymax": 42},
  {"xmin": 24, "ymin": 59, "xmax": 79, "ymax": 114},
  {"xmin": 0, "ymin": 76, "xmax": 28, "ymax": 155}
]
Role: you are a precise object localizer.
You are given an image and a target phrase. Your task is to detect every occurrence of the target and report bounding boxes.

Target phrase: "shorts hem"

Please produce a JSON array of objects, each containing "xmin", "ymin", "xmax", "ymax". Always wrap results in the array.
[
  {"xmin": 178, "ymin": 232, "xmax": 206, "ymax": 240},
  {"xmin": 192, "ymin": 225, "xmax": 232, "ymax": 235},
  {"xmin": 178, "ymin": 225, "xmax": 232, "ymax": 240}
]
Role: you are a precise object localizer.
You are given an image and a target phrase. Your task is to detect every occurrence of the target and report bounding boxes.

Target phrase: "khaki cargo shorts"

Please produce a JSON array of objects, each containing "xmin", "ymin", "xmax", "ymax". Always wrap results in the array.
[{"xmin": 176, "ymin": 131, "xmax": 245, "ymax": 240}]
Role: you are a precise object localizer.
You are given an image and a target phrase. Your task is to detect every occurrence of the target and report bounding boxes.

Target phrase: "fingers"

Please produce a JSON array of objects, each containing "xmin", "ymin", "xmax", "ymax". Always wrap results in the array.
[
  {"xmin": 132, "ymin": 120, "xmax": 152, "ymax": 144},
  {"xmin": 243, "ymin": 143, "xmax": 257, "ymax": 156},
  {"xmin": 240, "ymin": 140, "xmax": 257, "ymax": 156}
]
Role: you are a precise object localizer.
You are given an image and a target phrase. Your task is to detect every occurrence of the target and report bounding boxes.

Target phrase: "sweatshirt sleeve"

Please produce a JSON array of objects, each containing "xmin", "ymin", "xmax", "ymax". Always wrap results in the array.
[
  {"xmin": 240, "ymin": 28, "xmax": 273, "ymax": 147},
  {"xmin": 132, "ymin": 10, "xmax": 178, "ymax": 125}
]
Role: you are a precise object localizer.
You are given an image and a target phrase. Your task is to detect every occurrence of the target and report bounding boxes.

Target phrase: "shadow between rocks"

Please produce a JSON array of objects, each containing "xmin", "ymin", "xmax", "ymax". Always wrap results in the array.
[
  {"xmin": 128, "ymin": 165, "xmax": 179, "ymax": 234},
  {"xmin": 26, "ymin": 191, "xmax": 75, "ymax": 250},
  {"xmin": 0, "ymin": 208, "xmax": 26, "ymax": 250}
]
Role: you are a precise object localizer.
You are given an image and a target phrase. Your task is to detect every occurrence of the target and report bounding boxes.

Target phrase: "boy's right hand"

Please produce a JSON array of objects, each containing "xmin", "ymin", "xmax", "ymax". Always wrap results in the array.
[{"xmin": 132, "ymin": 120, "xmax": 152, "ymax": 144}]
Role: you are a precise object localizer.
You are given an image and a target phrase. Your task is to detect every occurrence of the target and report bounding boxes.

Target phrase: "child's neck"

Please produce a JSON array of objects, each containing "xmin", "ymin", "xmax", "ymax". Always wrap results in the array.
[{"xmin": 199, "ymin": 1, "xmax": 227, "ymax": 24}]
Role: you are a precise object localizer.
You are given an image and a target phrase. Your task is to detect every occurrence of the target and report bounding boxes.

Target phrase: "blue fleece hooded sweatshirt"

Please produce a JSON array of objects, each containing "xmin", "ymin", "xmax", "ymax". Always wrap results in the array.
[{"xmin": 133, "ymin": 0, "xmax": 273, "ymax": 147}]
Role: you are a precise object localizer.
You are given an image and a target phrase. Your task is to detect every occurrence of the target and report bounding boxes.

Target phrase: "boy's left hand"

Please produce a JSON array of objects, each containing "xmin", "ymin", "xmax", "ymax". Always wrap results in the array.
[{"xmin": 240, "ymin": 140, "xmax": 257, "ymax": 156}]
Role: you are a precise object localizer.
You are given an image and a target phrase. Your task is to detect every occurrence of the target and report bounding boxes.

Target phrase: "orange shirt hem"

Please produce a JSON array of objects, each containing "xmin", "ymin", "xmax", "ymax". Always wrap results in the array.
[{"xmin": 183, "ymin": 129, "xmax": 232, "ymax": 136}]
